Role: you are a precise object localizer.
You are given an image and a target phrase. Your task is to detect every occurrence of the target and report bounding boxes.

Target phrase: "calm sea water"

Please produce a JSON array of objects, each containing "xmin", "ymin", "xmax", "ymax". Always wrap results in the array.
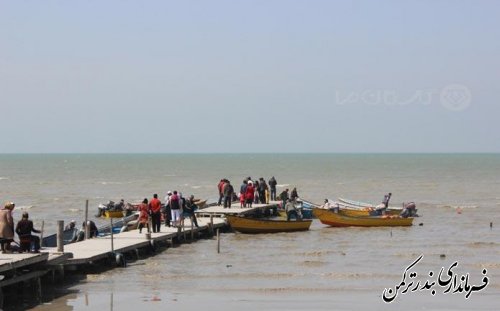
[{"xmin": 1, "ymin": 154, "xmax": 499, "ymax": 310}]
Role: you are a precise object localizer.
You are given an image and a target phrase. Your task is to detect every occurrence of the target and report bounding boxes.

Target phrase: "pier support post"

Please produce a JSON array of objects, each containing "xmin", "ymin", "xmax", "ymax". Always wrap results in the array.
[
  {"xmin": 191, "ymin": 220, "xmax": 194, "ymax": 240},
  {"xmin": 209, "ymin": 214, "xmax": 214, "ymax": 235},
  {"xmin": 177, "ymin": 226, "xmax": 182, "ymax": 241},
  {"xmin": 40, "ymin": 220, "xmax": 45, "ymax": 247},
  {"xmin": 217, "ymin": 228, "xmax": 220, "ymax": 254},
  {"xmin": 57, "ymin": 220, "xmax": 64, "ymax": 252},
  {"xmin": 33, "ymin": 277, "xmax": 42, "ymax": 303},
  {"xmin": 110, "ymin": 218, "xmax": 114, "ymax": 253},
  {"xmin": 85, "ymin": 200, "xmax": 89, "ymax": 240}
]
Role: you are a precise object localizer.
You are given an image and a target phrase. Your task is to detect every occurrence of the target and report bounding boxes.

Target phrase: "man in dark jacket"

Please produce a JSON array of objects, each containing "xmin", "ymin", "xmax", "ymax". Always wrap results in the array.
[
  {"xmin": 15, "ymin": 212, "xmax": 41, "ymax": 252},
  {"xmin": 223, "ymin": 180, "xmax": 234, "ymax": 208},
  {"xmin": 268, "ymin": 176, "xmax": 277, "ymax": 201}
]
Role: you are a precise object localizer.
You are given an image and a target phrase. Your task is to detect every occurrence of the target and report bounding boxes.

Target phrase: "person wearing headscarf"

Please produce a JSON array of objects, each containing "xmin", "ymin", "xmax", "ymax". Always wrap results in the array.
[{"xmin": 0, "ymin": 202, "xmax": 15, "ymax": 253}]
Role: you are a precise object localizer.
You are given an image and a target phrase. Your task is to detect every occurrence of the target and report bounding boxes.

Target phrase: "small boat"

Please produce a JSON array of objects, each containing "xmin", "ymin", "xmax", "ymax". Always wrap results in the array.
[
  {"xmin": 103, "ymin": 210, "xmax": 125, "ymax": 218},
  {"xmin": 313, "ymin": 208, "xmax": 413, "ymax": 227},
  {"xmin": 42, "ymin": 228, "xmax": 80, "ymax": 247},
  {"xmin": 226, "ymin": 215, "xmax": 312, "ymax": 234},
  {"xmin": 41, "ymin": 212, "xmax": 139, "ymax": 247}
]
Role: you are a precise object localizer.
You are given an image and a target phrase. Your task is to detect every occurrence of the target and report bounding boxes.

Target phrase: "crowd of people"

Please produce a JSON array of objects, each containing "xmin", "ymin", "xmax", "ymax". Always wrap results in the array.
[
  {"xmin": 137, "ymin": 191, "xmax": 201, "ymax": 234},
  {"xmin": 217, "ymin": 176, "xmax": 279, "ymax": 208}
]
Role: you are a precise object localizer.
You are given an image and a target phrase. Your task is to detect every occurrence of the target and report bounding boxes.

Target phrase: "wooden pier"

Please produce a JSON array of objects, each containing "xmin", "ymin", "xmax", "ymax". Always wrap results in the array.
[
  {"xmin": 0, "ymin": 217, "xmax": 225, "ymax": 308},
  {"xmin": 0, "ymin": 201, "xmax": 280, "ymax": 308},
  {"xmin": 196, "ymin": 201, "xmax": 281, "ymax": 217}
]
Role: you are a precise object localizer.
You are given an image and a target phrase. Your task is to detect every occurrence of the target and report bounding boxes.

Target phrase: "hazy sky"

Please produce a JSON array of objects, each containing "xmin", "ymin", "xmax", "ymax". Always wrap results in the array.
[{"xmin": 1, "ymin": 1, "xmax": 499, "ymax": 153}]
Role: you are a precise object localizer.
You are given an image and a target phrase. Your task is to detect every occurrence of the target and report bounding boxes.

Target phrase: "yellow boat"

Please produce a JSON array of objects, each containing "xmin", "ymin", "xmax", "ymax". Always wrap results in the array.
[
  {"xmin": 226, "ymin": 215, "xmax": 312, "ymax": 234},
  {"xmin": 313, "ymin": 208, "xmax": 413, "ymax": 227},
  {"xmin": 103, "ymin": 210, "xmax": 125, "ymax": 218}
]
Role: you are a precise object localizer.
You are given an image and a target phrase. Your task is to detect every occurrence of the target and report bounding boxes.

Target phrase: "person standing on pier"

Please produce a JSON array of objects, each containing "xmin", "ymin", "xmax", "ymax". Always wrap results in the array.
[
  {"xmin": 164, "ymin": 191, "xmax": 173, "ymax": 227},
  {"xmin": 169, "ymin": 191, "xmax": 182, "ymax": 227},
  {"xmin": 253, "ymin": 180, "xmax": 260, "ymax": 204},
  {"xmin": 149, "ymin": 194, "xmax": 162, "ymax": 233},
  {"xmin": 15, "ymin": 212, "xmax": 41, "ymax": 252},
  {"xmin": 290, "ymin": 187, "xmax": 299, "ymax": 202},
  {"xmin": 138, "ymin": 198, "xmax": 150, "ymax": 233},
  {"xmin": 258, "ymin": 178, "xmax": 268, "ymax": 204},
  {"xmin": 245, "ymin": 180, "xmax": 255, "ymax": 208},
  {"xmin": 0, "ymin": 202, "xmax": 15, "ymax": 253},
  {"xmin": 223, "ymin": 180, "xmax": 234, "ymax": 208},
  {"xmin": 279, "ymin": 189, "xmax": 289, "ymax": 209},
  {"xmin": 268, "ymin": 176, "xmax": 277, "ymax": 201},
  {"xmin": 239, "ymin": 180, "xmax": 248, "ymax": 207},
  {"xmin": 217, "ymin": 179, "xmax": 226, "ymax": 206}
]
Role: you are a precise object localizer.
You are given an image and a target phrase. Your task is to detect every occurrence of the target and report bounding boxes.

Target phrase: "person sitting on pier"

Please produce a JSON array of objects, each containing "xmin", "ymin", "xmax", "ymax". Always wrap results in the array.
[
  {"xmin": 15, "ymin": 212, "xmax": 41, "ymax": 252},
  {"xmin": 0, "ymin": 202, "xmax": 15, "ymax": 253},
  {"xmin": 285, "ymin": 199, "xmax": 301, "ymax": 221}
]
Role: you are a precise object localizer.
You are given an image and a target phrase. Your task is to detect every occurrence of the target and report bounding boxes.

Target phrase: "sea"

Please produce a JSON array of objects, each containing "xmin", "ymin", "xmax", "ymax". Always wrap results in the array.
[{"xmin": 1, "ymin": 154, "xmax": 499, "ymax": 311}]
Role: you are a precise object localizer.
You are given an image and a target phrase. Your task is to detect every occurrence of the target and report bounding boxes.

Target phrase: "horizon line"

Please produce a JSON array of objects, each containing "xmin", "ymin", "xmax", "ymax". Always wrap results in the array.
[{"xmin": 0, "ymin": 152, "xmax": 499, "ymax": 155}]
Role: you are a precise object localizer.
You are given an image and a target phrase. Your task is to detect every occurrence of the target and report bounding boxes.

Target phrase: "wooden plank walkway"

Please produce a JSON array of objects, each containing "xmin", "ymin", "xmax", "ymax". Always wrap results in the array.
[
  {"xmin": 196, "ymin": 201, "xmax": 280, "ymax": 217},
  {"xmin": 0, "ymin": 253, "xmax": 49, "ymax": 274},
  {"xmin": 44, "ymin": 217, "xmax": 226, "ymax": 266}
]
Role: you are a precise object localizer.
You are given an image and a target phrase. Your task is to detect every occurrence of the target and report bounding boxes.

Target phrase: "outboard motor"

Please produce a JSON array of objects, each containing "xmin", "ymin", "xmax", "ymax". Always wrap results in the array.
[{"xmin": 400, "ymin": 202, "xmax": 418, "ymax": 218}]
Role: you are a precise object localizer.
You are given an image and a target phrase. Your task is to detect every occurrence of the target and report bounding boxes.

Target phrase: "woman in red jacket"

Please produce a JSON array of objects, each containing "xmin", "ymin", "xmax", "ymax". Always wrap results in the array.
[{"xmin": 245, "ymin": 181, "xmax": 255, "ymax": 208}]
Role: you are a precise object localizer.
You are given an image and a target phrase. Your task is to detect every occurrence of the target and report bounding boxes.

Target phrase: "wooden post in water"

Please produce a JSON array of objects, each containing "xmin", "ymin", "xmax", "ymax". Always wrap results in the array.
[
  {"xmin": 57, "ymin": 220, "xmax": 64, "ymax": 252},
  {"xmin": 110, "ymin": 217, "xmax": 114, "ymax": 253},
  {"xmin": 85, "ymin": 200, "xmax": 90, "ymax": 240},
  {"xmin": 183, "ymin": 221, "xmax": 186, "ymax": 241},
  {"xmin": 210, "ymin": 214, "xmax": 214, "ymax": 235},
  {"xmin": 217, "ymin": 228, "xmax": 220, "ymax": 254},
  {"xmin": 40, "ymin": 220, "xmax": 45, "ymax": 247},
  {"xmin": 191, "ymin": 219, "xmax": 194, "ymax": 240}
]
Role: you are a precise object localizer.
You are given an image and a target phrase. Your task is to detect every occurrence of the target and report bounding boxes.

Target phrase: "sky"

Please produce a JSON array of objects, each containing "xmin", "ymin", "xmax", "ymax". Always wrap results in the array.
[{"xmin": 1, "ymin": 0, "xmax": 499, "ymax": 153}]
